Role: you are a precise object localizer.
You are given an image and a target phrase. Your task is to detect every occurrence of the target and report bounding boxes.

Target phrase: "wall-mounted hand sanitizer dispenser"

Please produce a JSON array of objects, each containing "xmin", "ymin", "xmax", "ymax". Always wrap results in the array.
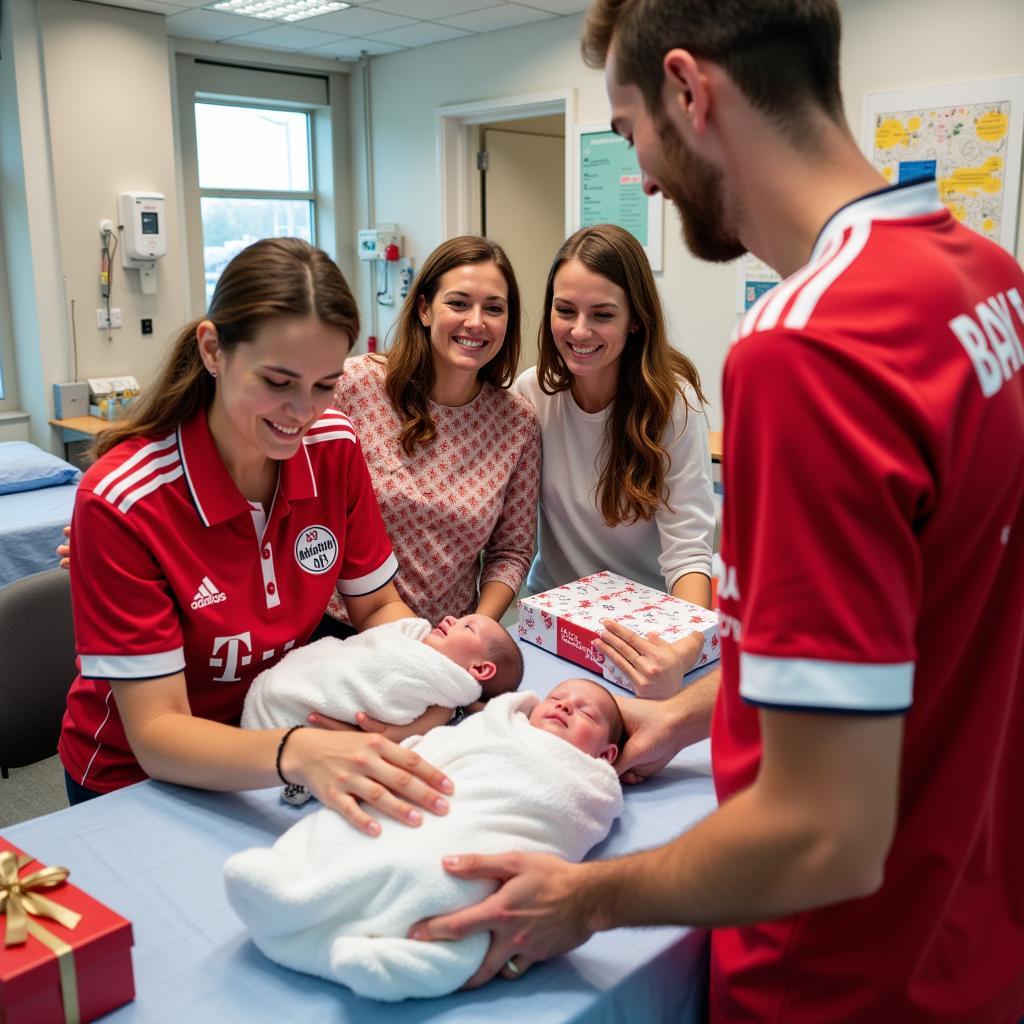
[{"xmin": 118, "ymin": 192, "xmax": 166, "ymax": 293}]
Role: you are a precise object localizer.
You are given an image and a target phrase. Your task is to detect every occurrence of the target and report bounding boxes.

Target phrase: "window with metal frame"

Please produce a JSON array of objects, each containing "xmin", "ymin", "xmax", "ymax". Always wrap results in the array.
[{"xmin": 194, "ymin": 100, "xmax": 316, "ymax": 306}]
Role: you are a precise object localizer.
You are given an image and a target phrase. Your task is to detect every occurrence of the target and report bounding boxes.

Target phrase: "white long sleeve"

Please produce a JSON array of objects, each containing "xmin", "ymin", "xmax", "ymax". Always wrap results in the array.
[{"xmin": 513, "ymin": 368, "xmax": 714, "ymax": 594}]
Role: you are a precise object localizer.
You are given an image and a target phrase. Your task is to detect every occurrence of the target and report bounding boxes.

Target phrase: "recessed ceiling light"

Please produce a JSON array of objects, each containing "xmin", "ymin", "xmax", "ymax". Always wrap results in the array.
[{"xmin": 207, "ymin": 0, "xmax": 350, "ymax": 23}]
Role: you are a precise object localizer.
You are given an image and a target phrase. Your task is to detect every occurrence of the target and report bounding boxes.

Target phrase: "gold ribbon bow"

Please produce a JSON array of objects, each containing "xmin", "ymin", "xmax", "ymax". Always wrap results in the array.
[
  {"xmin": 1, "ymin": 850, "xmax": 83, "ymax": 1024},
  {"xmin": 0, "ymin": 850, "xmax": 82, "ymax": 945}
]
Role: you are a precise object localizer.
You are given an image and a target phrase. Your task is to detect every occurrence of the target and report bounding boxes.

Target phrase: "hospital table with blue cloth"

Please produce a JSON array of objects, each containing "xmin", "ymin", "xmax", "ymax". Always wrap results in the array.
[{"xmin": 6, "ymin": 633, "xmax": 718, "ymax": 1023}]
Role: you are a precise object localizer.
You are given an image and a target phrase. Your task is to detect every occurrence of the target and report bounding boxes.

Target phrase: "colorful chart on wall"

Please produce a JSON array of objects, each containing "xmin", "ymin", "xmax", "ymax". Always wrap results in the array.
[
  {"xmin": 862, "ymin": 77, "xmax": 1024, "ymax": 254},
  {"xmin": 572, "ymin": 123, "xmax": 663, "ymax": 271}
]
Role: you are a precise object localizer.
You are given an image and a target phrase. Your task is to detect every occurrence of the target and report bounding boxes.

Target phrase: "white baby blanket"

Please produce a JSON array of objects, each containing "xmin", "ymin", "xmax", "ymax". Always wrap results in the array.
[
  {"xmin": 224, "ymin": 691, "xmax": 623, "ymax": 1001},
  {"xmin": 240, "ymin": 618, "xmax": 482, "ymax": 729}
]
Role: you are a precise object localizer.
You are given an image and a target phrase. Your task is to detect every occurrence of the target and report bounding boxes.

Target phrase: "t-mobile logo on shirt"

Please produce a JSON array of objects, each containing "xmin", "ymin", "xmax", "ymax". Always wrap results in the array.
[
  {"xmin": 208, "ymin": 633, "xmax": 298, "ymax": 683},
  {"xmin": 949, "ymin": 287, "xmax": 1024, "ymax": 397},
  {"xmin": 209, "ymin": 632, "xmax": 252, "ymax": 683}
]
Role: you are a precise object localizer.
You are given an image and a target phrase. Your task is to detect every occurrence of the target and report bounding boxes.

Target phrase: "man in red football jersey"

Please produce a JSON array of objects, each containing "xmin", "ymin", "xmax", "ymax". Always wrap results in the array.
[{"xmin": 411, "ymin": 2, "xmax": 1024, "ymax": 1019}]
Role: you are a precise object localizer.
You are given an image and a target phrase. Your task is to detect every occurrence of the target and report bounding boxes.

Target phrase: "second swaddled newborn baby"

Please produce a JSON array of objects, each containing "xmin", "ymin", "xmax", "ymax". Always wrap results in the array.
[{"xmin": 225, "ymin": 680, "xmax": 625, "ymax": 1001}]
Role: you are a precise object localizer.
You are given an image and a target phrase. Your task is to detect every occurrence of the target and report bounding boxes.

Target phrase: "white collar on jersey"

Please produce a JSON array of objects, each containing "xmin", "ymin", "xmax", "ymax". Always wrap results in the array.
[{"xmin": 810, "ymin": 179, "xmax": 945, "ymax": 263}]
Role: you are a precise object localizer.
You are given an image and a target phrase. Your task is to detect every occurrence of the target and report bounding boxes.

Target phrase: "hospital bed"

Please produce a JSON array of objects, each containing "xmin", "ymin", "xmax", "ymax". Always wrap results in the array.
[{"xmin": 0, "ymin": 441, "xmax": 80, "ymax": 587}]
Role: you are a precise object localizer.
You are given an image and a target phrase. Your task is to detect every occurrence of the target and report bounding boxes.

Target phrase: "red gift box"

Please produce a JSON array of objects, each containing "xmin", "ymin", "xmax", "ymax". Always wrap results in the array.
[
  {"xmin": 518, "ymin": 571, "xmax": 720, "ymax": 693},
  {"xmin": 0, "ymin": 837, "xmax": 134, "ymax": 1024}
]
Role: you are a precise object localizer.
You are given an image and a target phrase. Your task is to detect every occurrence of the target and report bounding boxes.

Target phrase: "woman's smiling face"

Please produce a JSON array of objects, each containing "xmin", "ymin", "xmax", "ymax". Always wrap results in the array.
[
  {"xmin": 419, "ymin": 261, "xmax": 509, "ymax": 380},
  {"xmin": 549, "ymin": 258, "xmax": 635, "ymax": 390},
  {"xmin": 206, "ymin": 315, "xmax": 349, "ymax": 462}
]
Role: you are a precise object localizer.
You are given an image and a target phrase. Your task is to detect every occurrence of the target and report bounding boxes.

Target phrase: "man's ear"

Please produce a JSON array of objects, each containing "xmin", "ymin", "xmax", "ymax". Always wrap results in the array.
[
  {"xmin": 469, "ymin": 660, "xmax": 497, "ymax": 682},
  {"xmin": 598, "ymin": 742, "xmax": 619, "ymax": 764},
  {"xmin": 662, "ymin": 48, "xmax": 709, "ymax": 134}
]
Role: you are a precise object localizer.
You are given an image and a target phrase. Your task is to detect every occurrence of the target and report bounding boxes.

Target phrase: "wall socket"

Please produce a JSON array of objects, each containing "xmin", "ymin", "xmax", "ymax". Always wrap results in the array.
[{"xmin": 96, "ymin": 308, "xmax": 123, "ymax": 329}]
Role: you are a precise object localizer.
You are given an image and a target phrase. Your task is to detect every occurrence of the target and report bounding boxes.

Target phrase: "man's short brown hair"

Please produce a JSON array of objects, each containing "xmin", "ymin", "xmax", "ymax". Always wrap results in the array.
[{"xmin": 582, "ymin": 0, "xmax": 845, "ymax": 134}]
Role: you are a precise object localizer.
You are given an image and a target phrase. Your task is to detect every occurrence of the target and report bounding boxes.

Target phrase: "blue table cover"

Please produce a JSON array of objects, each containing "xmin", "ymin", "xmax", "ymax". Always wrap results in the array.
[{"xmin": 6, "ymin": 636, "xmax": 717, "ymax": 1022}]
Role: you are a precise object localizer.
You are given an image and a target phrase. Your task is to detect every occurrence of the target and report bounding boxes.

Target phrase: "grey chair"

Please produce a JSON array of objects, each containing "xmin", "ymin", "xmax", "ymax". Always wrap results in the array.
[{"xmin": 0, "ymin": 568, "xmax": 77, "ymax": 778}]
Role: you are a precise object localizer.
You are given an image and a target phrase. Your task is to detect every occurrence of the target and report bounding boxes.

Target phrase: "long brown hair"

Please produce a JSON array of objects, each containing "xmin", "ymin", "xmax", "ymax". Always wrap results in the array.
[
  {"xmin": 537, "ymin": 223, "xmax": 706, "ymax": 527},
  {"xmin": 384, "ymin": 236, "xmax": 521, "ymax": 455},
  {"xmin": 93, "ymin": 238, "xmax": 359, "ymax": 459}
]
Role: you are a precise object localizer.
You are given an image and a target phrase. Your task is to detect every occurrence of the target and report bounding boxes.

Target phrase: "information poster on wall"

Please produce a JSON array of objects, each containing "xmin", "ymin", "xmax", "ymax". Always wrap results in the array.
[
  {"xmin": 735, "ymin": 253, "xmax": 782, "ymax": 315},
  {"xmin": 572, "ymin": 123, "xmax": 663, "ymax": 271},
  {"xmin": 863, "ymin": 77, "xmax": 1024, "ymax": 254}
]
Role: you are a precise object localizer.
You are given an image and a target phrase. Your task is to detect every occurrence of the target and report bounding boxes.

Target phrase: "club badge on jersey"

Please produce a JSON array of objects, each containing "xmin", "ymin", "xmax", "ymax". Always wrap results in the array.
[{"xmin": 295, "ymin": 525, "xmax": 339, "ymax": 575}]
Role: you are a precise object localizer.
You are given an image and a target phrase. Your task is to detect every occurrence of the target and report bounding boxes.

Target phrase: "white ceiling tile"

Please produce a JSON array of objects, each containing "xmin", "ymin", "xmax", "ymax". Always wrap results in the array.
[
  {"xmin": 165, "ymin": 7, "xmax": 264, "ymax": 38},
  {"xmin": 370, "ymin": 0, "xmax": 499, "ymax": 18},
  {"xmin": 367, "ymin": 20, "xmax": 470, "ymax": 45},
  {"xmin": 517, "ymin": 0, "xmax": 587, "ymax": 13},
  {"xmin": 439, "ymin": 2, "xmax": 553, "ymax": 32},
  {"xmin": 227, "ymin": 23, "xmax": 338, "ymax": 48},
  {"xmin": 298, "ymin": 5, "xmax": 415, "ymax": 34},
  {"xmin": 302, "ymin": 35, "xmax": 404, "ymax": 57}
]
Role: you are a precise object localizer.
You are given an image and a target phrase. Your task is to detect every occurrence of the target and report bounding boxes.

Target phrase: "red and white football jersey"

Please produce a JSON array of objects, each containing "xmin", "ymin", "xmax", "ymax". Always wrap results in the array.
[
  {"xmin": 59, "ymin": 407, "xmax": 397, "ymax": 793},
  {"xmin": 713, "ymin": 180, "xmax": 1024, "ymax": 1022}
]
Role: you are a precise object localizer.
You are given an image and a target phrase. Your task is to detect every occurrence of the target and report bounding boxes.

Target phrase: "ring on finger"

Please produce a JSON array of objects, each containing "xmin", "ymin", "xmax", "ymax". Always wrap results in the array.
[{"xmin": 505, "ymin": 958, "xmax": 522, "ymax": 977}]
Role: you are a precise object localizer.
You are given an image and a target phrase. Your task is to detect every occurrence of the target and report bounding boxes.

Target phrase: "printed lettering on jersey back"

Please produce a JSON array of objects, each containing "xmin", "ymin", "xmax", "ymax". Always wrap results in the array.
[{"xmin": 949, "ymin": 286, "xmax": 1024, "ymax": 397}]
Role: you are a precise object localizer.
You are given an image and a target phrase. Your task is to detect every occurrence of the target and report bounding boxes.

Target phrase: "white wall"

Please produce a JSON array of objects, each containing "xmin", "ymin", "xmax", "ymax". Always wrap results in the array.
[
  {"xmin": 1, "ymin": 0, "xmax": 71, "ymax": 446},
  {"xmin": 3, "ymin": 0, "xmax": 1022, "ymax": 446},
  {"xmin": 0, "ymin": 0, "xmax": 355, "ymax": 448},
  {"xmin": 354, "ymin": 0, "xmax": 1024, "ymax": 428},
  {"xmin": 0, "ymin": 0, "xmax": 186, "ymax": 447},
  {"xmin": 42, "ymin": 0, "xmax": 188, "ymax": 391}
]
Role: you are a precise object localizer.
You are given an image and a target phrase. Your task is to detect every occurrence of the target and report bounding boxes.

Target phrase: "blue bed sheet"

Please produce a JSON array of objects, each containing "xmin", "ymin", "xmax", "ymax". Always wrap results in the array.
[{"xmin": 0, "ymin": 482, "xmax": 78, "ymax": 586}]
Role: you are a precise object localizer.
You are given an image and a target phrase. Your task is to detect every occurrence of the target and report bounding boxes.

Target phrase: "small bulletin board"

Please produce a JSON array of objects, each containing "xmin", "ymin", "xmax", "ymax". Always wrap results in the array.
[{"xmin": 572, "ymin": 122, "xmax": 664, "ymax": 271}]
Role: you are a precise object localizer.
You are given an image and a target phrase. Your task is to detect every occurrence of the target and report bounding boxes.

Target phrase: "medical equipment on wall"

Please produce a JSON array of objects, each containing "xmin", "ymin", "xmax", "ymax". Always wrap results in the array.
[
  {"xmin": 398, "ymin": 257, "xmax": 414, "ymax": 298},
  {"xmin": 117, "ymin": 192, "xmax": 167, "ymax": 295},
  {"xmin": 96, "ymin": 220, "xmax": 120, "ymax": 339},
  {"xmin": 357, "ymin": 224, "xmax": 403, "ymax": 306}
]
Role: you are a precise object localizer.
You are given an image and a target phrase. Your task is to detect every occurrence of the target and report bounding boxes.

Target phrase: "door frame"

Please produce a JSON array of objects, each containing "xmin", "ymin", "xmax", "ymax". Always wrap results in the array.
[{"xmin": 435, "ymin": 89, "xmax": 576, "ymax": 244}]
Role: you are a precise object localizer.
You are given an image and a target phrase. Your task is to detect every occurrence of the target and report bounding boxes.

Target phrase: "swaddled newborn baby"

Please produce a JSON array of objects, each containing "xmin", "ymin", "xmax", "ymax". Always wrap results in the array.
[
  {"xmin": 224, "ymin": 679, "xmax": 624, "ymax": 1001},
  {"xmin": 242, "ymin": 615, "xmax": 524, "ymax": 735}
]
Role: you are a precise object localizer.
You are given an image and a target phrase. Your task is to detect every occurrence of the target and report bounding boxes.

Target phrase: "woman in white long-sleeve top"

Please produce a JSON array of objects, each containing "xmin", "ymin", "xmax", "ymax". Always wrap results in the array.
[{"xmin": 514, "ymin": 223, "xmax": 715, "ymax": 700}]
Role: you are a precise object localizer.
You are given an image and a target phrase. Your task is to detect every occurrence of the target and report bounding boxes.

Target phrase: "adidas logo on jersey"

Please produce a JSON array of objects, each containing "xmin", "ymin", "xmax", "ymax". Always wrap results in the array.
[{"xmin": 191, "ymin": 576, "xmax": 227, "ymax": 610}]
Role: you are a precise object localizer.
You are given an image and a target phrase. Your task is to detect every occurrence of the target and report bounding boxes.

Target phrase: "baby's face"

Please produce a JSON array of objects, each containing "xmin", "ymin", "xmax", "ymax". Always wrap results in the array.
[
  {"xmin": 528, "ymin": 679, "xmax": 620, "ymax": 762},
  {"xmin": 422, "ymin": 614, "xmax": 503, "ymax": 673}
]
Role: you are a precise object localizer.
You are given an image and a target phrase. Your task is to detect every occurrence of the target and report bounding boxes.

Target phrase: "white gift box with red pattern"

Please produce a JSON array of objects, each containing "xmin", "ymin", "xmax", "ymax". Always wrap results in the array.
[{"xmin": 517, "ymin": 571, "xmax": 720, "ymax": 693}]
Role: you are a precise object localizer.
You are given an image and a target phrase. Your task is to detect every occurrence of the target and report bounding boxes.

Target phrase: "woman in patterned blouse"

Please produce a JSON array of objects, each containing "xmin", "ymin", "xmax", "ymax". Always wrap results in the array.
[{"xmin": 317, "ymin": 236, "xmax": 541, "ymax": 641}]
